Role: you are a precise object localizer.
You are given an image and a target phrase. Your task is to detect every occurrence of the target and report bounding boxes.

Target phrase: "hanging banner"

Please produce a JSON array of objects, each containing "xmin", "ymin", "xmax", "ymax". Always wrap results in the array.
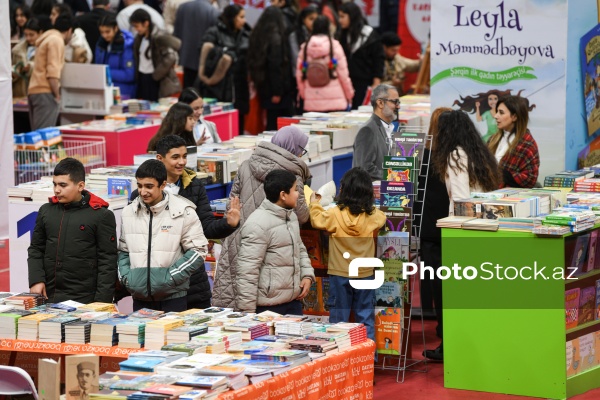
[{"xmin": 430, "ymin": 0, "xmax": 568, "ymax": 179}]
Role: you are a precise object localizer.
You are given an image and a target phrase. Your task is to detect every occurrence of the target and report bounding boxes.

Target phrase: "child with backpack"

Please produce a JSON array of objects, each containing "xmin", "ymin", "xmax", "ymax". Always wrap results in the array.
[
  {"xmin": 309, "ymin": 167, "xmax": 386, "ymax": 341},
  {"xmin": 296, "ymin": 15, "xmax": 354, "ymax": 112}
]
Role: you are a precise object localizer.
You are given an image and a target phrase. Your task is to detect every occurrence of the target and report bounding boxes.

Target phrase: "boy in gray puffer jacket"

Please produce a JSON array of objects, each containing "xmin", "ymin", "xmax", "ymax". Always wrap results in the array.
[{"xmin": 235, "ymin": 170, "xmax": 315, "ymax": 315}]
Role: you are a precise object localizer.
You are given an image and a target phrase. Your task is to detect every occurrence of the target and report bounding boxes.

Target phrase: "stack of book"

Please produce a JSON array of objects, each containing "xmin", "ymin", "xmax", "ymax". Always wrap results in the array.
[
  {"xmin": 78, "ymin": 311, "xmax": 111, "ymax": 321},
  {"xmin": 226, "ymin": 340, "xmax": 270, "ymax": 357},
  {"xmin": 166, "ymin": 324, "xmax": 209, "ymax": 344},
  {"xmin": 116, "ymin": 319, "xmax": 146, "ymax": 349},
  {"xmin": 0, "ymin": 310, "xmax": 33, "ymax": 339},
  {"xmin": 498, "ymin": 217, "xmax": 537, "ymax": 232},
  {"xmin": 326, "ymin": 323, "xmax": 368, "ymax": 345},
  {"xmin": 161, "ymin": 342, "xmax": 207, "ymax": 356},
  {"xmin": 288, "ymin": 339, "xmax": 338, "ymax": 356},
  {"xmin": 461, "ymin": 218, "xmax": 499, "ymax": 231},
  {"xmin": 17, "ymin": 313, "xmax": 56, "ymax": 341},
  {"xmin": 144, "ymin": 318, "xmax": 185, "ymax": 350},
  {"xmin": 48, "ymin": 300, "xmax": 83, "ymax": 313},
  {"xmin": 5, "ymin": 293, "xmax": 46, "ymax": 310},
  {"xmin": 192, "ymin": 331, "xmax": 243, "ymax": 354},
  {"xmin": 436, "ymin": 216, "xmax": 476, "ymax": 228},
  {"xmin": 250, "ymin": 349, "xmax": 310, "ymax": 372},
  {"xmin": 574, "ymin": 178, "xmax": 600, "ymax": 192},
  {"xmin": 544, "ymin": 170, "xmax": 594, "ymax": 188},
  {"xmin": 274, "ymin": 321, "xmax": 313, "ymax": 337},
  {"xmin": 64, "ymin": 321, "xmax": 91, "ymax": 344},
  {"xmin": 119, "ymin": 350, "xmax": 186, "ymax": 373},
  {"xmin": 39, "ymin": 315, "xmax": 81, "ymax": 343},
  {"xmin": 541, "ymin": 210, "xmax": 597, "ymax": 233},
  {"xmin": 305, "ymin": 331, "xmax": 352, "ymax": 351},
  {"xmin": 223, "ymin": 321, "xmax": 269, "ymax": 341},
  {"xmin": 90, "ymin": 317, "xmax": 125, "ymax": 346}
]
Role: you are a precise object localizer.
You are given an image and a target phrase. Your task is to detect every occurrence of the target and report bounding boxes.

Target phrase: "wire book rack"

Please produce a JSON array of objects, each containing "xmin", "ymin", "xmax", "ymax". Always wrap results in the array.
[{"xmin": 375, "ymin": 126, "xmax": 432, "ymax": 382}]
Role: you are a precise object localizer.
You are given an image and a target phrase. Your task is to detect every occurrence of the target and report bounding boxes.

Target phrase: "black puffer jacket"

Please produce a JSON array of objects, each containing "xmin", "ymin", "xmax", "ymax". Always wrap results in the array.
[
  {"xmin": 200, "ymin": 21, "xmax": 251, "ymax": 114},
  {"xmin": 131, "ymin": 169, "xmax": 237, "ymax": 308},
  {"xmin": 28, "ymin": 191, "xmax": 118, "ymax": 303}
]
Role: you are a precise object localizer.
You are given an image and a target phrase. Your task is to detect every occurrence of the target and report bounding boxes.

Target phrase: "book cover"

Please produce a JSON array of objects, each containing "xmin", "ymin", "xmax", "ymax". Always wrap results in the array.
[
  {"xmin": 482, "ymin": 203, "xmax": 515, "ymax": 219},
  {"xmin": 579, "ymin": 286, "xmax": 596, "ymax": 325},
  {"xmin": 142, "ymin": 384, "xmax": 193, "ymax": 396},
  {"xmin": 302, "ymin": 279, "xmax": 319, "ymax": 313},
  {"xmin": 579, "ymin": 333, "xmax": 596, "ymax": 372},
  {"xmin": 392, "ymin": 130, "xmax": 426, "ymax": 166},
  {"xmin": 375, "ymin": 307, "xmax": 402, "ymax": 355},
  {"xmin": 65, "ymin": 354, "xmax": 99, "ymax": 400},
  {"xmin": 175, "ymin": 375, "xmax": 227, "ymax": 389},
  {"xmin": 300, "ymin": 230, "xmax": 324, "ymax": 268},
  {"xmin": 570, "ymin": 234, "xmax": 591, "ymax": 277},
  {"xmin": 566, "ymin": 288, "xmax": 581, "ymax": 330},
  {"xmin": 380, "ymin": 181, "xmax": 414, "ymax": 208},
  {"xmin": 382, "ymin": 156, "xmax": 417, "ymax": 186},
  {"xmin": 586, "ymin": 230, "xmax": 599, "ymax": 273},
  {"xmin": 580, "ymin": 24, "xmax": 600, "ymax": 137},
  {"xmin": 321, "ymin": 277, "xmax": 330, "ymax": 312},
  {"xmin": 567, "ymin": 338, "xmax": 580, "ymax": 377},
  {"xmin": 596, "ymin": 279, "xmax": 600, "ymax": 320},
  {"xmin": 380, "ymin": 206, "xmax": 412, "ymax": 235},
  {"xmin": 38, "ymin": 358, "xmax": 61, "ymax": 400},
  {"xmin": 107, "ymin": 177, "xmax": 134, "ymax": 197},
  {"xmin": 453, "ymin": 199, "xmax": 485, "ymax": 218}
]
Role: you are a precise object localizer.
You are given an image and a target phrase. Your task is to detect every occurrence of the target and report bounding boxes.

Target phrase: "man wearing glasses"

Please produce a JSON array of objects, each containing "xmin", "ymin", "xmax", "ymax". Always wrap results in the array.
[{"xmin": 352, "ymin": 84, "xmax": 401, "ymax": 181}]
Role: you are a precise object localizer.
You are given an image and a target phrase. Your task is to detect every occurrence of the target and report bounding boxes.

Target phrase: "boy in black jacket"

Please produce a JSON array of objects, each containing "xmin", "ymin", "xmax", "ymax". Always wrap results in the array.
[
  {"xmin": 130, "ymin": 135, "xmax": 241, "ymax": 308},
  {"xmin": 28, "ymin": 158, "xmax": 118, "ymax": 303}
]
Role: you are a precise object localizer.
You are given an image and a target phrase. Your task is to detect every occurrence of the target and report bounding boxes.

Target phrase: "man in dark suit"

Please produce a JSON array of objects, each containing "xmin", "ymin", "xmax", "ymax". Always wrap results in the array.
[
  {"xmin": 174, "ymin": 0, "xmax": 220, "ymax": 88},
  {"xmin": 76, "ymin": 0, "xmax": 115, "ymax": 61},
  {"xmin": 352, "ymin": 84, "xmax": 401, "ymax": 181}
]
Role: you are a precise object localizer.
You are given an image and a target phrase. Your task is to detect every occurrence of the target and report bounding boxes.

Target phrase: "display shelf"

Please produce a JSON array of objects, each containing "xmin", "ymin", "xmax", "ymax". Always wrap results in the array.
[
  {"xmin": 442, "ymin": 227, "xmax": 600, "ymax": 399},
  {"xmin": 565, "ymin": 268, "xmax": 600, "ymax": 286}
]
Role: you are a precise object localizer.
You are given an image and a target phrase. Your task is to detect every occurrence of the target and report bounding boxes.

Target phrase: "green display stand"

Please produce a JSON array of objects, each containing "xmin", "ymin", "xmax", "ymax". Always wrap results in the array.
[{"xmin": 441, "ymin": 228, "xmax": 600, "ymax": 399}]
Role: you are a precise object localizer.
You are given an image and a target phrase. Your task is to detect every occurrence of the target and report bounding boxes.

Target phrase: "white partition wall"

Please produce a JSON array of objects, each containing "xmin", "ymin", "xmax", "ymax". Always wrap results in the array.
[{"xmin": 1, "ymin": 1, "xmax": 15, "ymax": 237}]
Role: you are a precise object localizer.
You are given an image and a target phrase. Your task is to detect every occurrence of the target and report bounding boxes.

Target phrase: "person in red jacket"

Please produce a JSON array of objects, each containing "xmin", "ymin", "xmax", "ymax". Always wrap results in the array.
[{"xmin": 28, "ymin": 158, "xmax": 118, "ymax": 304}]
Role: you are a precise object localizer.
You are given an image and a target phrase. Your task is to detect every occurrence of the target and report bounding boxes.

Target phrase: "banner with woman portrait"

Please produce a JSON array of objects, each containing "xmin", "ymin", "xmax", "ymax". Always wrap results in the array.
[{"xmin": 430, "ymin": 0, "xmax": 568, "ymax": 179}]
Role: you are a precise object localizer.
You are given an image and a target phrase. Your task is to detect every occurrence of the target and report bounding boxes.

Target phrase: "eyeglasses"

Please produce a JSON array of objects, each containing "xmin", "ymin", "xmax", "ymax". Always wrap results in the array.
[
  {"xmin": 299, "ymin": 146, "xmax": 308, "ymax": 157},
  {"xmin": 380, "ymin": 98, "xmax": 401, "ymax": 106}
]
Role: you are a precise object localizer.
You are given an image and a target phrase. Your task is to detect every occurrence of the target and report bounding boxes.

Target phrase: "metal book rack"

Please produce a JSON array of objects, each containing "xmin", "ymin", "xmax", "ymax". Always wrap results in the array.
[{"xmin": 375, "ymin": 127, "xmax": 432, "ymax": 382}]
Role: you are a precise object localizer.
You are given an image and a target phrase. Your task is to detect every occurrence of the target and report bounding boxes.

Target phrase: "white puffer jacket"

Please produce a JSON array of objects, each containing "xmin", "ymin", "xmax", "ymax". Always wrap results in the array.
[
  {"xmin": 235, "ymin": 199, "xmax": 315, "ymax": 312},
  {"xmin": 118, "ymin": 192, "xmax": 208, "ymax": 301}
]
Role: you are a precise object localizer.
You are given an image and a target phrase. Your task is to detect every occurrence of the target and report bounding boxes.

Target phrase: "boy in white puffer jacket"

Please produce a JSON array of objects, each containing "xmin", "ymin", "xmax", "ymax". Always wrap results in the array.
[{"xmin": 236, "ymin": 170, "xmax": 315, "ymax": 314}]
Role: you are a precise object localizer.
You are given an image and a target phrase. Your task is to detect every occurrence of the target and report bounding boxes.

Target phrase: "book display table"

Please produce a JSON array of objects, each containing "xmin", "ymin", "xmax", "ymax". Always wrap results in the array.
[{"xmin": 442, "ymin": 227, "xmax": 600, "ymax": 399}]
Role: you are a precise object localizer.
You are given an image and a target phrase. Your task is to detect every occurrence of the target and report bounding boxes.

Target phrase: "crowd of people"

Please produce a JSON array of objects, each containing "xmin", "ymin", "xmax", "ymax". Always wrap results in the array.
[
  {"xmin": 16, "ymin": 0, "xmax": 542, "ymax": 365},
  {"xmin": 10, "ymin": 0, "xmax": 419, "ymax": 133}
]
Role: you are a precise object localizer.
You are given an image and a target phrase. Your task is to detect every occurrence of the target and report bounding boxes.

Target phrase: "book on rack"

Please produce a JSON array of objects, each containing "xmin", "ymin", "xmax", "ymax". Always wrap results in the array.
[
  {"xmin": 65, "ymin": 354, "xmax": 99, "ymax": 400},
  {"xmin": 380, "ymin": 206, "xmax": 412, "ymax": 235},
  {"xmin": 375, "ymin": 307, "xmax": 402, "ymax": 355},
  {"xmin": 579, "ymin": 286, "xmax": 596, "ymax": 325},
  {"xmin": 382, "ymin": 156, "xmax": 418, "ymax": 187},
  {"xmin": 565, "ymin": 234, "xmax": 591, "ymax": 277},
  {"xmin": 300, "ymin": 229, "xmax": 325, "ymax": 268},
  {"xmin": 197, "ymin": 157, "xmax": 228, "ymax": 184},
  {"xmin": 38, "ymin": 358, "xmax": 61, "ymax": 400},
  {"xmin": 376, "ymin": 231, "xmax": 408, "ymax": 309},
  {"xmin": 566, "ymin": 288, "xmax": 581, "ymax": 330},
  {"xmin": 380, "ymin": 181, "xmax": 414, "ymax": 208},
  {"xmin": 391, "ymin": 130, "xmax": 426, "ymax": 166}
]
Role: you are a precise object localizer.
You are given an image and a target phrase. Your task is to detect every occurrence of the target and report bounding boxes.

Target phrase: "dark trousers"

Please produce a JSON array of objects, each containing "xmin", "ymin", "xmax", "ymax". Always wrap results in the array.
[
  {"xmin": 187, "ymin": 298, "xmax": 212, "ymax": 310},
  {"xmin": 133, "ymin": 297, "xmax": 187, "ymax": 312},
  {"xmin": 256, "ymin": 300, "xmax": 303, "ymax": 315},
  {"xmin": 137, "ymin": 72, "xmax": 160, "ymax": 102},
  {"xmin": 266, "ymin": 107, "xmax": 294, "ymax": 131},
  {"xmin": 183, "ymin": 67, "xmax": 198, "ymax": 90},
  {"xmin": 28, "ymin": 93, "xmax": 60, "ymax": 130},
  {"xmin": 420, "ymin": 240, "xmax": 443, "ymax": 338},
  {"xmin": 351, "ymin": 79, "xmax": 372, "ymax": 110}
]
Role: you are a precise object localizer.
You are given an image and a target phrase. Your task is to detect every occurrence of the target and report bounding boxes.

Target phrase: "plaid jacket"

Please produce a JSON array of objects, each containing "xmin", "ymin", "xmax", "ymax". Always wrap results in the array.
[{"xmin": 499, "ymin": 130, "xmax": 539, "ymax": 188}]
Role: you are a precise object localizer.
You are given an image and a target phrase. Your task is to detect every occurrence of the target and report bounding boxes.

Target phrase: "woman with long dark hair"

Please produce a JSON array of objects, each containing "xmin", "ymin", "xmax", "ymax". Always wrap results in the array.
[
  {"xmin": 296, "ymin": 15, "xmax": 353, "ymax": 112},
  {"xmin": 11, "ymin": 4, "xmax": 31, "ymax": 40},
  {"xmin": 178, "ymin": 87, "xmax": 222, "ymax": 145},
  {"xmin": 95, "ymin": 14, "xmax": 136, "ymax": 100},
  {"xmin": 338, "ymin": 2, "xmax": 384, "ymax": 109},
  {"xmin": 289, "ymin": 5, "xmax": 318, "ymax": 79},
  {"xmin": 488, "ymin": 95, "xmax": 540, "ymax": 188},
  {"xmin": 248, "ymin": 6, "xmax": 294, "ymax": 130},
  {"xmin": 147, "ymin": 103, "xmax": 196, "ymax": 151},
  {"xmin": 200, "ymin": 4, "xmax": 251, "ymax": 135},
  {"xmin": 130, "ymin": 8, "xmax": 181, "ymax": 102}
]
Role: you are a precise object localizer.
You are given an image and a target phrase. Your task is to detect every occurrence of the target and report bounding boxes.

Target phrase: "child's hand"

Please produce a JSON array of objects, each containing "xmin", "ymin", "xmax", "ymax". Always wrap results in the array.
[
  {"xmin": 297, "ymin": 278, "xmax": 313, "ymax": 300},
  {"xmin": 310, "ymin": 193, "xmax": 321, "ymax": 203},
  {"xmin": 227, "ymin": 197, "xmax": 241, "ymax": 227},
  {"xmin": 30, "ymin": 282, "xmax": 47, "ymax": 299}
]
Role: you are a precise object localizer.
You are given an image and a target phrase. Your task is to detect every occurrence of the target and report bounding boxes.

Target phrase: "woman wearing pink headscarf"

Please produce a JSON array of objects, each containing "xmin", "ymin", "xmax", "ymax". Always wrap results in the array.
[{"xmin": 212, "ymin": 126, "xmax": 312, "ymax": 308}]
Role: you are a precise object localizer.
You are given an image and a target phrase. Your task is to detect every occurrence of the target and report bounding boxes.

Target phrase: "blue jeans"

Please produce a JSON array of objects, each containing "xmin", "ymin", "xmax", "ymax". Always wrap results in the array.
[{"xmin": 327, "ymin": 275, "xmax": 376, "ymax": 341}]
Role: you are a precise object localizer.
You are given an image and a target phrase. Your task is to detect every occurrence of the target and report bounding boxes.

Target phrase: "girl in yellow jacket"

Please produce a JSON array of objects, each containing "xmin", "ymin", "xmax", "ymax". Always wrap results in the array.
[{"xmin": 309, "ymin": 167, "xmax": 386, "ymax": 341}]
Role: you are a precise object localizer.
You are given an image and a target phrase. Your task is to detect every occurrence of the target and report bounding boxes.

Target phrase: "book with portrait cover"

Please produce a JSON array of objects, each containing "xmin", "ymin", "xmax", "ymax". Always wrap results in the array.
[{"xmin": 65, "ymin": 354, "xmax": 99, "ymax": 400}]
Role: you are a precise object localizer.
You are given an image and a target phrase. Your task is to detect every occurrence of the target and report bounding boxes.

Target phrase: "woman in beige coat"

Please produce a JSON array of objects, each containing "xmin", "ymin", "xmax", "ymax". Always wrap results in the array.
[
  {"xmin": 12, "ymin": 19, "xmax": 42, "ymax": 98},
  {"xmin": 212, "ymin": 126, "xmax": 311, "ymax": 308}
]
